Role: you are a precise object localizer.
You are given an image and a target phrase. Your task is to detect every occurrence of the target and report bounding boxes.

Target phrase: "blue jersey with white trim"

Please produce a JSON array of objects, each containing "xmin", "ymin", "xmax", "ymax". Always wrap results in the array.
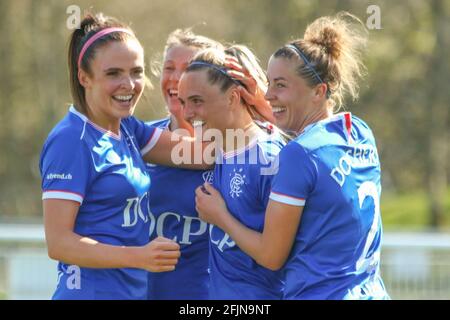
[
  {"xmin": 146, "ymin": 118, "xmax": 211, "ymax": 300},
  {"xmin": 209, "ymin": 123, "xmax": 286, "ymax": 300},
  {"xmin": 39, "ymin": 106, "xmax": 161, "ymax": 300},
  {"xmin": 270, "ymin": 113, "xmax": 389, "ymax": 300}
]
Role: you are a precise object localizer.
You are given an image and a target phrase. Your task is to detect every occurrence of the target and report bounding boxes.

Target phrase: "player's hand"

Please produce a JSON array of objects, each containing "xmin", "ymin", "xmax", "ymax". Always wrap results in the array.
[
  {"xmin": 138, "ymin": 236, "xmax": 180, "ymax": 272},
  {"xmin": 195, "ymin": 182, "xmax": 229, "ymax": 229},
  {"xmin": 224, "ymin": 56, "xmax": 274, "ymax": 123}
]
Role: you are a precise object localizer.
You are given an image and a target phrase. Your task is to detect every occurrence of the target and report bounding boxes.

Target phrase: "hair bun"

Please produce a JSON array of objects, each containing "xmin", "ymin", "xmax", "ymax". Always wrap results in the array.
[{"xmin": 309, "ymin": 26, "xmax": 342, "ymax": 59}]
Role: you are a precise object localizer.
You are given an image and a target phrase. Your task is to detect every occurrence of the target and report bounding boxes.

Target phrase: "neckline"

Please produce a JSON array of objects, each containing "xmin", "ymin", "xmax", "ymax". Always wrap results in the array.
[
  {"xmin": 221, "ymin": 123, "xmax": 268, "ymax": 159},
  {"xmin": 70, "ymin": 106, "xmax": 122, "ymax": 141},
  {"xmin": 300, "ymin": 112, "xmax": 352, "ymax": 136}
]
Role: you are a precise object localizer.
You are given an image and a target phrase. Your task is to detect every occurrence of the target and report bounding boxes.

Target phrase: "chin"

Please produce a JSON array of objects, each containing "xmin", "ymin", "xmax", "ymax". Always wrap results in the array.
[
  {"xmin": 120, "ymin": 107, "xmax": 136, "ymax": 118},
  {"xmin": 276, "ymin": 121, "xmax": 291, "ymax": 132}
]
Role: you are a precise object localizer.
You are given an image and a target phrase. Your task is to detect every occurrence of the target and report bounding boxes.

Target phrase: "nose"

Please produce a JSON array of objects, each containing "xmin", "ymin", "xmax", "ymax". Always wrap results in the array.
[
  {"xmin": 183, "ymin": 102, "xmax": 195, "ymax": 119},
  {"xmin": 170, "ymin": 69, "xmax": 184, "ymax": 83},
  {"xmin": 121, "ymin": 75, "xmax": 135, "ymax": 91},
  {"xmin": 264, "ymin": 87, "xmax": 274, "ymax": 101}
]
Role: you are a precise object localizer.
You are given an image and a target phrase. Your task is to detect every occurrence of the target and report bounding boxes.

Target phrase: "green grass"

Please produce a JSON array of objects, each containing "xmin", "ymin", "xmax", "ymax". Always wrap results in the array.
[
  {"xmin": 0, "ymin": 291, "xmax": 6, "ymax": 300},
  {"xmin": 381, "ymin": 188, "xmax": 450, "ymax": 230}
]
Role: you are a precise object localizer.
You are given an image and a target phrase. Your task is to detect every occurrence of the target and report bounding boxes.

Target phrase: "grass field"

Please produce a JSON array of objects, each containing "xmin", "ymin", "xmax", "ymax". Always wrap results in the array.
[{"xmin": 381, "ymin": 188, "xmax": 450, "ymax": 230}]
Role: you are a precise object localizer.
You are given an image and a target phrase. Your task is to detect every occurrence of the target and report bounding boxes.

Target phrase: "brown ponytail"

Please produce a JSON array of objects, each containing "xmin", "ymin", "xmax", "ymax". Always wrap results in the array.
[{"xmin": 67, "ymin": 12, "xmax": 137, "ymax": 114}]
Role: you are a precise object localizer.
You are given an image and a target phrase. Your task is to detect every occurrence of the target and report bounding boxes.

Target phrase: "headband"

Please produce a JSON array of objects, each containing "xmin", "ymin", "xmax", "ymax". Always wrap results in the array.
[
  {"xmin": 286, "ymin": 43, "xmax": 331, "ymax": 98},
  {"xmin": 77, "ymin": 27, "xmax": 134, "ymax": 70},
  {"xmin": 189, "ymin": 61, "xmax": 275, "ymax": 123},
  {"xmin": 189, "ymin": 61, "xmax": 243, "ymax": 86}
]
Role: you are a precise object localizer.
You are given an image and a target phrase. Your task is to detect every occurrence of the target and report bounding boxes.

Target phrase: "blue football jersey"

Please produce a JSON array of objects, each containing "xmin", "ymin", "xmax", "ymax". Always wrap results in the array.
[
  {"xmin": 269, "ymin": 113, "xmax": 389, "ymax": 300},
  {"xmin": 40, "ymin": 106, "xmax": 162, "ymax": 300},
  {"xmin": 146, "ymin": 118, "xmax": 211, "ymax": 300},
  {"xmin": 209, "ymin": 123, "xmax": 286, "ymax": 300}
]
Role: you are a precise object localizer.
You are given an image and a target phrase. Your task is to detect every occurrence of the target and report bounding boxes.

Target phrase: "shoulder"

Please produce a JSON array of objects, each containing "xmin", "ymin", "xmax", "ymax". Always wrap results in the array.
[
  {"xmin": 256, "ymin": 125, "xmax": 287, "ymax": 159},
  {"xmin": 351, "ymin": 115, "xmax": 376, "ymax": 144},
  {"xmin": 122, "ymin": 115, "xmax": 161, "ymax": 134},
  {"xmin": 43, "ymin": 112, "xmax": 86, "ymax": 152},
  {"xmin": 40, "ymin": 111, "xmax": 91, "ymax": 173},
  {"xmin": 145, "ymin": 117, "xmax": 171, "ymax": 129},
  {"xmin": 276, "ymin": 140, "xmax": 317, "ymax": 173},
  {"xmin": 280, "ymin": 139, "xmax": 308, "ymax": 159}
]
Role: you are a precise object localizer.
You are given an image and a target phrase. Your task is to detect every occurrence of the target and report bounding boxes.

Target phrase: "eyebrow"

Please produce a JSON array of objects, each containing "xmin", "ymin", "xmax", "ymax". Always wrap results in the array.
[
  {"xmin": 103, "ymin": 66, "xmax": 144, "ymax": 72},
  {"xmin": 187, "ymin": 94, "xmax": 203, "ymax": 101},
  {"xmin": 104, "ymin": 67, "xmax": 122, "ymax": 72},
  {"xmin": 164, "ymin": 60, "xmax": 189, "ymax": 68},
  {"xmin": 273, "ymin": 77, "xmax": 287, "ymax": 81}
]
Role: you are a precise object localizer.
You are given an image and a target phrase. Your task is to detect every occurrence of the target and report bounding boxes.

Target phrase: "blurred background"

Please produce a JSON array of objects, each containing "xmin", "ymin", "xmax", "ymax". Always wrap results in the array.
[{"xmin": 0, "ymin": 0, "xmax": 449, "ymax": 299}]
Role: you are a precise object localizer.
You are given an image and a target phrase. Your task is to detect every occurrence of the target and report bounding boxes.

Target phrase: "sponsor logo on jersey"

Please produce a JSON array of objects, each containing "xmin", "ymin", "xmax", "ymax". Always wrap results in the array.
[{"xmin": 46, "ymin": 173, "xmax": 73, "ymax": 180}]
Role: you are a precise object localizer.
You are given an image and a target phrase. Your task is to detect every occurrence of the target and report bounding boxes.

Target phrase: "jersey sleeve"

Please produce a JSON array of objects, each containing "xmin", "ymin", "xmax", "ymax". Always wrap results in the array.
[
  {"xmin": 39, "ymin": 132, "xmax": 91, "ymax": 204},
  {"xmin": 269, "ymin": 142, "xmax": 317, "ymax": 207},
  {"xmin": 125, "ymin": 116, "xmax": 163, "ymax": 156}
]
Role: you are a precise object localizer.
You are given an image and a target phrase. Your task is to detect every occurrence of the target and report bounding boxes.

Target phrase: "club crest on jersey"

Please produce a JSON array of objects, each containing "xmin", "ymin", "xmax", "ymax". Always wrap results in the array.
[
  {"xmin": 229, "ymin": 168, "xmax": 246, "ymax": 198},
  {"xmin": 202, "ymin": 170, "xmax": 214, "ymax": 184}
]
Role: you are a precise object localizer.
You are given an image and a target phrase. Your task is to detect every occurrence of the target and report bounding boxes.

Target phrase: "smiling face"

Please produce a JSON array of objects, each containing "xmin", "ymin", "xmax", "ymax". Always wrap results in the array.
[
  {"xmin": 178, "ymin": 69, "xmax": 232, "ymax": 131},
  {"xmin": 79, "ymin": 38, "xmax": 145, "ymax": 129},
  {"xmin": 265, "ymin": 56, "xmax": 317, "ymax": 133},
  {"xmin": 160, "ymin": 45, "xmax": 198, "ymax": 116}
]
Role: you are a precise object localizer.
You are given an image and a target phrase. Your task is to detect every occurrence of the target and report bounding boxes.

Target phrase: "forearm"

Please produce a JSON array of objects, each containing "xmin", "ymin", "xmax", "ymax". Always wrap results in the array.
[
  {"xmin": 218, "ymin": 210, "xmax": 269, "ymax": 267},
  {"xmin": 197, "ymin": 186, "xmax": 300, "ymax": 271},
  {"xmin": 47, "ymin": 232, "xmax": 140, "ymax": 269},
  {"xmin": 144, "ymin": 131, "xmax": 214, "ymax": 170},
  {"xmin": 214, "ymin": 203, "xmax": 299, "ymax": 271}
]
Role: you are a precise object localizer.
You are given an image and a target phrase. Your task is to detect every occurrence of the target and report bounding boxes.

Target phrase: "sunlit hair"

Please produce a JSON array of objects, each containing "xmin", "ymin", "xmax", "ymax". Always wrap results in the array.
[
  {"xmin": 186, "ymin": 45, "xmax": 271, "ymax": 122},
  {"xmin": 164, "ymin": 28, "xmax": 223, "ymax": 58},
  {"xmin": 68, "ymin": 12, "xmax": 148, "ymax": 114},
  {"xmin": 274, "ymin": 11, "xmax": 368, "ymax": 111},
  {"xmin": 186, "ymin": 45, "xmax": 292, "ymax": 141},
  {"xmin": 226, "ymin": 45, "xmax": 268, "ymax": 97},
  {"xmin": 151, "ymin": 28, "xmax": 223, "ymax": 77}
]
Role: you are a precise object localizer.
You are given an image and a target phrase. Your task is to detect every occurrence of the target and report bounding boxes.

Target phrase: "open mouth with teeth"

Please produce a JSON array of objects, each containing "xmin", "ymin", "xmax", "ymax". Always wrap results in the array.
[
  {"xmin": 190, "ymin": 119, "xmax": 206, "ymax": 128},
  {"xmin": 168, "ymin": 89, "xmax": 178, "ymax": 99},
  {"xmin": 272, "ymin": 106, "xmax": 287, "ymax": 115},
  {"xmin": 113, "ymin": 94, "xmax": 134, "ymax": 104}
]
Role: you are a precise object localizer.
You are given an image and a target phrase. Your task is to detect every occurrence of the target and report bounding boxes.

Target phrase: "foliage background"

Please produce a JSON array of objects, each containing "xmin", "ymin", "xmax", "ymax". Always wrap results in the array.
[{"xmin": 0, "ymin": 0, "xmax": 448, "ymax": 229}]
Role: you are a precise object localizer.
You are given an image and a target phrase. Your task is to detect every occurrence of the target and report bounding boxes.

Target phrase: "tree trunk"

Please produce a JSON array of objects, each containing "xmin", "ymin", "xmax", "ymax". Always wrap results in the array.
[{"xmin": 426, "ymin": 0, "xmax": 449, "ymax": 228}]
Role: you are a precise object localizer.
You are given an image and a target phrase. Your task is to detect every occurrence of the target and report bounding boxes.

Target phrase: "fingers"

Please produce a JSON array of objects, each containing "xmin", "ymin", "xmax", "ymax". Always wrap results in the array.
[
  {"xmin": 152, "ymin": 265, "xmax": 176, "ymax": 272},
  {"xmin": 227, "ymin": 70, "xmax": 255, "ymax": 88},
  {"xmin": 238, "ymin": 86, "xmax": 255, "ymax": 105},
  {"xmin": 227, "ymin": 69, "xmax": 246, "ymax": 79},
  {"xmin": 154, "ymin": 249, "xmax": 181, "ymax": 260},
  {"xmin": 195, "ymin": 185, "xmax": 205, "ymax": 198},
  {"xmin": 154, "ymin": 236, "xmax": 172, "ymax": 242},
  {"xmin": 156, "ymin": 258, "xmax": 179, "ymax": 266},
  {"xmin": 203, "ymin": 182, "xmax": 217, "ymax": 195},
  {"xmin": 153, "ymin": 237, "xmax": 180, "ymax": 251},
  {"xmin": 224, "ymin": 57, "xmax": 243, "ymax": 72}
]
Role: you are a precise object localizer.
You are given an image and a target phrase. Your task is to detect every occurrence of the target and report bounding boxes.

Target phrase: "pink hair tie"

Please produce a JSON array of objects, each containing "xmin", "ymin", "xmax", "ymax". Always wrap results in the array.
[{"xmin": 77, "ymin": 27, "xmax": 134, "ymax": 70}]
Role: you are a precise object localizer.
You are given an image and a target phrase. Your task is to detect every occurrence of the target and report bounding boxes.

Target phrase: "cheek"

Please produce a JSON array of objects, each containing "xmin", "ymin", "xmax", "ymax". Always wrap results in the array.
[
  {"xmin": 200, "ymin": 106, "xmax": 214, "ymax": 121},
  {"xmin": 134, "ymin": 78, "xmax": 145, "ymax": 93},
  {"xmin": 92, "ymin": 82, "xmax": 113, "ymax": 99},
  {"xmin": 102, "ymin": 78, "xmax": 122, "ymax": 95},
  {"xmin": 160, "ymin": 74, "xmax": 168, "ymax": 90}
]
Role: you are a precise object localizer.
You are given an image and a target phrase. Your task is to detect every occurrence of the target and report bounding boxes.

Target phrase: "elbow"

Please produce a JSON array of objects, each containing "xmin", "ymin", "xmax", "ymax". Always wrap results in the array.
[
  {"xmin": 258, "ymin": 256, "xmax": 286, "ymax": 271},
  {"xmin": 47, "ymin": 244, "xmax": 60, "ymax": 261},
  {"xmin": 46, "ymin": 239, "xmax": 65, "ymax": 261},
  {"xmin": 265, "ymin": 261, "xmax": 284, "ymax": 272}
]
